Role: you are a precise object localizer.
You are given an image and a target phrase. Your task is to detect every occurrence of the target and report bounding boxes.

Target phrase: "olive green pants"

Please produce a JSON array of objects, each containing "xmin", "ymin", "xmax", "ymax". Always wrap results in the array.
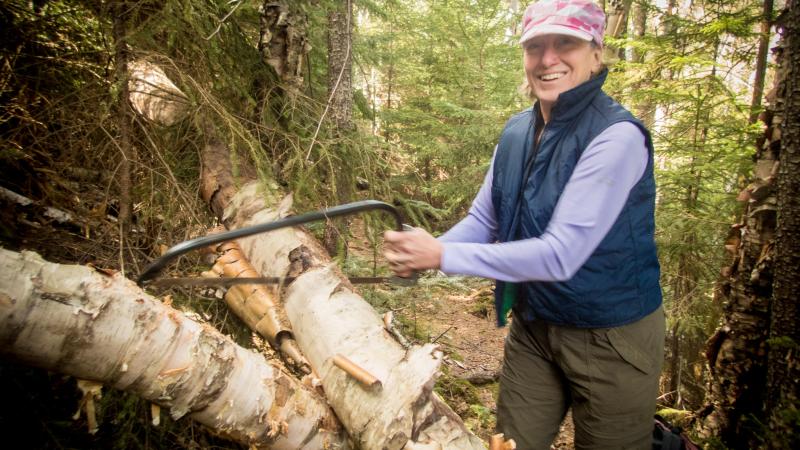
[{"xmin": 496, "ymin": 306, "xmax": 665, "ymax": 450}]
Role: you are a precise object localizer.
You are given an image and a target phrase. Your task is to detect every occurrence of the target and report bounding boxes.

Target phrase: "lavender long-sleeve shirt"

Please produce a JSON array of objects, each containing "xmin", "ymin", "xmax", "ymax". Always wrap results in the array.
[{"xmin": 438, "ymin": 121, "xmax": 648, "ymax": 282}]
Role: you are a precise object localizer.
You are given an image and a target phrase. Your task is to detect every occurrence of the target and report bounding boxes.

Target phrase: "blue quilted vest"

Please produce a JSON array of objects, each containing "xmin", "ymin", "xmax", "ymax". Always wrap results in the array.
[{"xmin": 491, "ymin": 70, "xmax": 662, "ymax": 328}]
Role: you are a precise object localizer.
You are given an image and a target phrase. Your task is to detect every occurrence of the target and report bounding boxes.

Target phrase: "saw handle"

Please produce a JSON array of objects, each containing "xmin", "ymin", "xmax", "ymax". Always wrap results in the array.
[{"xmin": 137, "ymin": 200, "xmax": 404, "ymax": 286}]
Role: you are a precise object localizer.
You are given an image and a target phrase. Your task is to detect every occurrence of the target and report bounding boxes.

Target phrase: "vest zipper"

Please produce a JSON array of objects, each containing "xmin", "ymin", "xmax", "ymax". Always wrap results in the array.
[{"xmin": 509, "ymin": 120, "xmax": 547, "ymax": 241}]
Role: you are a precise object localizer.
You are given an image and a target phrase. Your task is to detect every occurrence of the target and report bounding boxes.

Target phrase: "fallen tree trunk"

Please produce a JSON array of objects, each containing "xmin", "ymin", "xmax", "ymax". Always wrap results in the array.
[
  {"xmin": 201, "ymin": 140, "xmax": 485, "ymax": 450},
  {"xmin": 126, "ymin": 58, "xmax": 484, "ymax": 449},
  {"xmin": 0, "ymin": 248, "xmax": 348, "ymax": 450}
]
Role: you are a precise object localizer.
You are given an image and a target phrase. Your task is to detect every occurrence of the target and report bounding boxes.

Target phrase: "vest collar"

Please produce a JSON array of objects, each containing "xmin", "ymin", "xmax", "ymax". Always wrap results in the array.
[{"xmin": 535, "ymin": 68, "xmax": 608, "ymax": 124}]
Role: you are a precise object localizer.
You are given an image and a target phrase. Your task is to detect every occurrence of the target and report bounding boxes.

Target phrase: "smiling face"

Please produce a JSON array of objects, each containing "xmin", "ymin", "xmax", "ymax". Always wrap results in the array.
[{"xmin": 523, "ymin": 34, "xmax": 602, "ymax": 121}]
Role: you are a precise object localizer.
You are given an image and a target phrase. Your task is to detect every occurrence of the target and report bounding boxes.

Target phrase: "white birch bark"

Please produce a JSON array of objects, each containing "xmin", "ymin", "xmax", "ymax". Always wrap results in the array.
[
  {"xmin": 0, "ymin": 249, "xmax": 348, "ymax": 450},
  {"xmin": 128, "ymin": 60, "xmax": 189, "ymax": 126},
  {"xmin": 221, "ymin": 183, "xmax": 486, "ymax": 450}
]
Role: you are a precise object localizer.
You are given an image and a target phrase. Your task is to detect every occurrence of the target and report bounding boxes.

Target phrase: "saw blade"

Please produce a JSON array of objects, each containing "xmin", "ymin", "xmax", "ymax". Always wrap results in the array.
[{"xmin": 144, "ymin": 276, "xmax": 394, "ymax": 288}]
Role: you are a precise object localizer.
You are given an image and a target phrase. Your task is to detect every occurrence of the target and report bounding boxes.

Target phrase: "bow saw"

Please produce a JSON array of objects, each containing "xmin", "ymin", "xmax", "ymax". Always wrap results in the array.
[{"xmin": 137, "ymin": 200, "xmax": 416, "ymax": 289}]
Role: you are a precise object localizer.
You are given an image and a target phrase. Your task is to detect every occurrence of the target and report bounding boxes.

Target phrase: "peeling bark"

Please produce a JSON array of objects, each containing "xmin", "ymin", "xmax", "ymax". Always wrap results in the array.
[
  {"xmin": 206, "ymin": 240, "xmax": 312, "ymax": 374},
  {"xmin": 765, "ymin": 0, "xmax": 800, "ymax": 442},
  {"xmin": 697, "ymin": 102, "xmax": 775, "ymax": 448},
  {"xmin": 259, "ymin": 1, "xmax": 308, "ymax": 88},
  {"xmin": 0, "ymin": 249, "xmax": 348, "ymax": 450},
  {"xmin": 199, "ymin": 152, "xmax": 484, "ymax": 449}
]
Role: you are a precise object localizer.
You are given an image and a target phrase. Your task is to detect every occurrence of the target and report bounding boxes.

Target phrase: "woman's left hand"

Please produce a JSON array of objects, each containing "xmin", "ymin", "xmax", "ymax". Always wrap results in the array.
[{"xmin": 383, "ymin": 227, "xmax": 443, "ymax": 277}]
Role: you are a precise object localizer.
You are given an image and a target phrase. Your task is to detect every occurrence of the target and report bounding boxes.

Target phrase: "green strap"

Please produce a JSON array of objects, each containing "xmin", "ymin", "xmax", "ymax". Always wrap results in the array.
[{"xmin": 498, "ymin": 282, "xmax": 518, "ymax": 327}]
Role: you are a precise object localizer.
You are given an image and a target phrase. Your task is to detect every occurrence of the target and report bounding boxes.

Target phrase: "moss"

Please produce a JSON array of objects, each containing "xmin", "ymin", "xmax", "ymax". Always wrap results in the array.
[
  {"xmin": 395, "ymin": 310, "xmax": 433, "ymax": 342},
  {"xmin": 698, "ymin": 435, "xmax": 730, "ymax": 450},
  {"xmin": 767, "ymin": 335, "xmax": 797, "ymax": 350},
  {"xmin": 435, "ymin": 369, "xmax": 481, "ymax": 407},
  {"xmin": 466, "ymin": 404, "xmax": 496, "ymax": 432},
  {"xmin": 656, "ymin": 407, "xmax": 693, "ymax": 428},
  {"xmin": 435, "ymin": 368, "xmax": 498, "ymax": 440},
  {"xmin": 468, "ymin": 294, "xmax": 493, "ymax": 320}
]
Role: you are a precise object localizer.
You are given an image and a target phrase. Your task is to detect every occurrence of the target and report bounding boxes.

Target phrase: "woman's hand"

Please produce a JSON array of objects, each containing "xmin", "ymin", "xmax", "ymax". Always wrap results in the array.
[{"xmin": 383, "ymin": 227, "xmax": 442, "ymax": 277}]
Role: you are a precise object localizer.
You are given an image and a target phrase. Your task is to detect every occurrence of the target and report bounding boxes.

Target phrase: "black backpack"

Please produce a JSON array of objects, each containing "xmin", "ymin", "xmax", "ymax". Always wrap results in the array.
[{"xmin": 653, "ymin": 415, "xmax": 701, "ymax": 450}]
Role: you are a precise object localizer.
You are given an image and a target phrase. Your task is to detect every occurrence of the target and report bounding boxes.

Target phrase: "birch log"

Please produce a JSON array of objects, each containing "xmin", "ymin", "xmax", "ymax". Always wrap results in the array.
[
  {"xmin": 0, "ymin": 248, "xmax": 348, "ymax": 450},
  {"xmin": 126, "ymin": 59, "xmax": 484, "ymax": 449},
  {"xmin": 201, "ymin": 142, "xmax": 485, "ymax": 450},
  {"xmin": 128, "ymin": 60, "xmax": 189, "ymax": 126}
]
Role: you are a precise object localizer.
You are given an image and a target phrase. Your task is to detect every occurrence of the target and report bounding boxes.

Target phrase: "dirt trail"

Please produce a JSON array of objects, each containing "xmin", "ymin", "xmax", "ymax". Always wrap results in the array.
[
  {"xmin": 410, "ymin": 279, "xmax": 575, "ymax": 449},
  {"xmin": 422, "ymin": 283, "xmax": 504, "ymax": 380}
]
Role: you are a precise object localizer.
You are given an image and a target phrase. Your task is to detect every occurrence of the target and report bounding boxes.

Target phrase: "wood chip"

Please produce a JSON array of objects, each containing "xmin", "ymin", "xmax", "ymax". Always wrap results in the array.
[{"xmin": 332, "ymin": 354, "xmax": 381, "ymax": 390}]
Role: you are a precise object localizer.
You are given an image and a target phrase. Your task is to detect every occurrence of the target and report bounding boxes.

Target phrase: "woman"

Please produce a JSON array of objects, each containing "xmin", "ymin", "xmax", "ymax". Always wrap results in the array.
[{"xmin": 384, "ymin": 0, "xmax": 664, "ymax": 448}]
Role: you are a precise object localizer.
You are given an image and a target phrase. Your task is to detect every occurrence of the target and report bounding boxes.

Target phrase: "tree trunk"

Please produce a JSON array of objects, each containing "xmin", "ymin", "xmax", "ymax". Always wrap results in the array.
[
  {"xmin": 255, "ymin": 0, "xmax": 310, "ymax": 174},
  {"xmin": 604, "ymin": 0, "xmax": 632, "ymax": 60},
  {"xmin": 199, "ymin": 140, "xmax": 484, "ymax": 449},
  {"xmin": 750, "ymin": 0, "xmax": 774, "ymax": 124},
  {"xmin": 125, "ymin": 49, "xmax": 483, "ymax": 449},
  {"xmin": 110, "ymin": 0, "xmax": 136, "ymax": 268},
  {"xmin": 384, "ymin": 7, "xmax": 396, "ymax": 142},
  {"xmin": 660, "ymin": 0, "xmax": 677, "ymax": 36},
  {"xmin": 631, "ymin": 0, "xmax": 655, "ymax": 127},
  {"xmin": 206, "ymin": 239, "xmax": 312, "ymax": 374},
  {"xmin": 697, "ymin": 2, "xmax": 799, "ymax": 446},
  {"xmin": 327, "ymin": 0, "xmax": 354, "ymax": 134},
  {"xmin": 666, "ymin": 319, "xmax": 682, "ymax": 407},
  {"xmin": 128, "ymin": 60, "xmax": 188, "ymax": 126},
  {"xmin": 764, "ymin": 0, "xmax": 800, "ymax": 445},
  {"xmin": 665, "ymin": 163, "xmax": 700, "ymax": 408},
  {"xmin": 0, "ymin": 249, "xmax": 348, "ymax": 450},
  {"xmin": 631, "ymin": 0, "xmax": 647, "ymax": 63},
  {"xmin": 323, "ymin": 0, "xmax": 356, "ymax": 257},
  {"xmin": 258, "ymin": 1, "xmax": 308, "ymax": 89}
]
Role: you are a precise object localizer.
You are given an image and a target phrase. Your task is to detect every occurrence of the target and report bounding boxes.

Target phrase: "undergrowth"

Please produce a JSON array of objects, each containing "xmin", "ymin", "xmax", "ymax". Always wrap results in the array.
[{"xmin": 358, "ymin": 265, "xmax": 500, "ymax": 441}]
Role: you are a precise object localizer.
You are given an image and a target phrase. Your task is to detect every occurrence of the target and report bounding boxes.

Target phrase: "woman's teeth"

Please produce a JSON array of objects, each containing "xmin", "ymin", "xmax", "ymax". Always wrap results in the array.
[{"xmin": 540, "ymin": 72, "xmax": 565, "ymax": 81}]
